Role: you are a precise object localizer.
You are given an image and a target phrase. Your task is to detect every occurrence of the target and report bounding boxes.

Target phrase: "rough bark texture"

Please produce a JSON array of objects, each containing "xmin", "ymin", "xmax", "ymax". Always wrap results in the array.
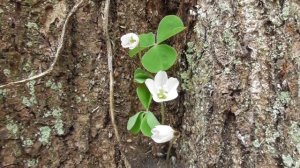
[
  {"xmin": 179, "ymin": 0, "xmax": 300, "ymax": 167},
  {"xmin": 0, "ymin": 0, "xmax": 299, "ymax": 168}
]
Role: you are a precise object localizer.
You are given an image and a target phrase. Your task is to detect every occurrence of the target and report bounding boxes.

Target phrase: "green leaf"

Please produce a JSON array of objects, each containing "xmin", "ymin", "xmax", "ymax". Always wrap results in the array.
[
  {"xmin": 129, "ymin": 33, "xmax": 155, "ymax": 57},
  {"xmin": 137, "ymin": 85, "xmax": 152, "ymax": 110},
  {"xmin": 146, "ymin": 112, "xmax": 160, "ymax": 128},
  {"xmin": 140, "ymin": 114, "xmax": 152, "ymax": 137},
  {"xmin": 141, "ymin": 44, "xmax": 177, "ymax": 73},
  {"xmin": 157, "ymin": 15, "xmax": 185, "ymax": 44},
  {"xmin": 130, "ymin": 112, "xmax": 144, "ymax": 134},
  {"xmin": 139, "ymin": 33, "xmax": 155, "ymax": 48},
  {"xmin": 127, "ymin": 112, "xmax": 142, "ymax": 130},
  {"xmin": 134, "ymin": 68, "xmax": 152, "ymax": 83}
]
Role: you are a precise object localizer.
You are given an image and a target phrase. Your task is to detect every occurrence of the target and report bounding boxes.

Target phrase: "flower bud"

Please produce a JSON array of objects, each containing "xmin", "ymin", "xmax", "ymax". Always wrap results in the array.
[
  {"xmin": 120, "ymin": 33, "xmax": 139, "ymax": 49},
  {"xmin": 151, "ymin": 125, "xmax": 174, "ymax": 143}
]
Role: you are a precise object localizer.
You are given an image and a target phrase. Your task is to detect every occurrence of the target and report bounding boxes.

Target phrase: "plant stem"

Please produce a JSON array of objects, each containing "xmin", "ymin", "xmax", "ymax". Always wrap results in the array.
[
  {"xmin": 138, "ymin": 50, "xmax": 142, "ymax": 61},
  {"xmin": 167, "ymin": 133, "xmax": 180, "ymax": 167},
  {"xmin": 166, "ymin": 139, "xmax": 173, "ymax": 163},
  {"xmin": 160, "ymin": 103, "xmax": 165, "ymax": 124}
]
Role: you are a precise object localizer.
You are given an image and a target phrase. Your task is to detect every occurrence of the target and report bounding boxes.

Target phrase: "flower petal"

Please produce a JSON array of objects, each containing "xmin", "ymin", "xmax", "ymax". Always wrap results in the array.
[
  {"xmin": 151, "ymin": 125, "xmax": 174, "ymax": 143},
  {"xmin": 164, "ymin": 89, "xmax": 178, "ymax": 101},
  {"xmin": 152, "ymin": 95, "xmax": 165, "ymax": 103},
  {"xmin": 154, "ymin": 71, "xmax": 168, "ymax": 88},
  {"xmin": 145, "ymin": 79, "xmax": 156, "ymax": 96},
  {"xmin": 129, "ymin": 33, "xmax": 139, "ymax": 49},
  {"xmin": 165, "ymin": 77, "xmax": 179, "ymax": 93},
  {"xmin": 120, "ymin": 33, "xmax": 139, "ymax": 49}
]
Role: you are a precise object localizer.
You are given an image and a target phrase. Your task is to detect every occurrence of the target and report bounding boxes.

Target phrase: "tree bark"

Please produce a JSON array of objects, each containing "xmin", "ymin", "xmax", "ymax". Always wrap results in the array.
[
  {"xmin": 0, "ymin": 0, "xmax": 299, "ymax": 168},
  {"xmin": 179, "ymin": 0, "xmax": 300, "ymax": 167}
]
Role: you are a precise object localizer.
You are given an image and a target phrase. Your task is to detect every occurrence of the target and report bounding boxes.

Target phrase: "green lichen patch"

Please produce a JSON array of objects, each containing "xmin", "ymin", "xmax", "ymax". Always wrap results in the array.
[
  {"xmin": 279, "ymin": 91, "xmax": 291, "ymax": 105},
  {"xmin": 26, "ymin": 158, "xmax": 38, "ymax": 167},
  {"xmin": 282, "ymin": 4, "xmax": 290, "ymax": 20},
  {"xmin": 267, "ymin": 145, "xmax": 277, "ymax": 154},
  {"xmin": 23, "ymin": 62, "xmax": 31, "ymax": 72},
  {"xmin": 0, "ymin": 89, "xmax": 7, "ymax": 96},
  {"xmin": 6, "ymin": 116, "xmax": 19, "ymax": 137},
  {"xmin": 54, "ymin": 119, "xmax": 64, "ymax": 135},
  {"xmin": 265, "ymin": 129, "xmax": 280, "ymax": 144},
  {"xmin": 289, "ymin": 122, "xmax": 300, "ymax": 154},
  {"xmin": 27, "ymin": 80, "xmax": 36, "ymax": 95},
  {"xmin": 22, "ymin": 80, "xmax": 37, "ymax": 107},
  {"xmin": 75, "ymin": 96, "xmax": 82, "ymax": 103},
  {"xmin": 22, "ymin": 96, "xmax": 37, "ymax": 107},
  {"xmin": 181, "ymin": 42, "xmax": 196, "ymax": 91},
  {"xmin": 3, "ymin": 69, "xmax": 11, "ymax": 77},
  {"xmin": 43, "ymin": 107, "xmax": 63, "ymax": 118},
  {"xmin": 0, "ymin": 89, "xmax": 7, "ymax": 102},
  {"xmin": 252, "ymin": 139, "xmax": 261, "ymax": 148},
  {"xmin": 222, "ymin": 29, "xmax": 237, "ymax": 48},
  {"xmin": 21, "ymin": 136, "xmax": 33, "ymax": 147},
  {"xmin": 38, "ymin": 126, "xmax": 51, "ymax": 145},
  {"xmin": 43, "ymin": 107, "xmax": 64, "ymax": 135},
  {"xmin": 26, "ymin": 41, "xmax": 33, "ymax": 47},
  {"xmin": 26, "ymin": 22, "xmax": 39, "ymax": 30},
  {"xmin": 45, "ymin": 80, "xmax": 63, "ymax": 91},
  {"xmin": 181, "ymin": 72, "xmax": 191, "ymax": 90},
  {"xmin": 282, "ymin": 154, "xmax": 294, "ymax": 167}
]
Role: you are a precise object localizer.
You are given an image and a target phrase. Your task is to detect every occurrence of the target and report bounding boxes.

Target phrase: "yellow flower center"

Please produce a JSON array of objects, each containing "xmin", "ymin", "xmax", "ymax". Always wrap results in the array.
[
  {"xmin": 157, "ymin": 89, "xmax": 167, "ymax": 99},
  {"xmin": 129, "ymin": 37, "xmax": 136, "ymax": 44}
]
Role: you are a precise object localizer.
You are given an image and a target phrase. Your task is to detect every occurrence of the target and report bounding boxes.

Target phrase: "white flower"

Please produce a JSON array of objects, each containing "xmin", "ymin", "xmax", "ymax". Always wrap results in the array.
[
  {"xmin": 145, "ymin": 71, "xmax": 179, "ymax": 103},
  {"xmin": 151, "ymin": 125, "xmax": 174, "ymax": 143},
  {"xmin": 121, "ymin": 33, "xmax": 139, "ymax": 49}
]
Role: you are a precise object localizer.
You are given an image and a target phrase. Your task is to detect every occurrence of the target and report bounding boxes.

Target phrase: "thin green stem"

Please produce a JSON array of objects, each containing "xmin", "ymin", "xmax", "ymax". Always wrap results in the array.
[
  {"xmin": 166, "ymin": 133, "xmax": 180, "ymax": 167},
  {"xmin": 166, "ymin": 139, "xmax": 173, "ymax": 163},
  {"xmin": 160, "ymin": 103, "xmax": 165, "ymax": 124},
  {"xmin": 138, "ymin": 50, "xmax": 142, "ymax": 61}
]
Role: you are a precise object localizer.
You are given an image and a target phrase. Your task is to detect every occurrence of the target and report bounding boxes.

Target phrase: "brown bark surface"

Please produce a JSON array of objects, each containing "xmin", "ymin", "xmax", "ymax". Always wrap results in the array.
[
  {"xmin": 179, "ymin": 0, "xmax": 300, "ymax": 167},
  {"xmin": 0, "ymin": 0, "xmax": 299, "ymax": 168}
]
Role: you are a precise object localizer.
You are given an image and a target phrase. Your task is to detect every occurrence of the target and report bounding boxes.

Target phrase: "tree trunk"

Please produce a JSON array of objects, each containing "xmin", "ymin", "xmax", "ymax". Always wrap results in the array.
[
  {"xmin": 0, "ymin": 0, "xmax": 299, "ymax": 168},
  {"xmin": 179, "ymin": 0, "xmax": 300, "ymax": 167}
]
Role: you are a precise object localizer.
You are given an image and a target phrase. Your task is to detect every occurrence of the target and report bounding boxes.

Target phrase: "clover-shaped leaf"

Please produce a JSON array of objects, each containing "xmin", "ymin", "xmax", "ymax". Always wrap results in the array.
[
  {"xmin": 157, "ymin": 15, "xmax": 185, "ymax": 44},
  {"xmin": 140, "ymin": 112, "xmax": 160, "ymax": 137},
  {"xmin": 127, "ymin": 112, "xmax": 143, "ymax": 131},
  {"xmin": 134, "ymin": 68, "xmax": 152, "ymax": 83},
  {"xmin": 141, "ymin": 44, "xmax": 177, "ymax": 73},
  {"xmin": 137, "ymin": 85, "xmax": 152, "ymax": 110}
]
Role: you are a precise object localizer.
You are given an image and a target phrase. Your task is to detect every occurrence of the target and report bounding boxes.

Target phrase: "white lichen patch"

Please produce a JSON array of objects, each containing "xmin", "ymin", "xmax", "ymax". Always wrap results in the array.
[
  {"xmin": 54, "ymin": 119, "xmax": 64, "ymax": 135},
  {"xmin": 26, "ymin": 22, "xmax": 39, "ymax": 30},
  {"xmin": 289, "ymin": 122, "xmax": 300, "ymax": 154},
  {"xmin": 222, "ymin": 29, "xmax": 237, "ymax": 48},
  {"xmin": 282, "ymin": 154, "xmax": 294, "ymax": 167},
  {"xmin": 22, "ymin": 80, "xmax": 37, "ymax": 107},
  {"xmin": 21, "ymin": 136, "xmax": 33, "ymax": 147},
  {"xmin": 38, "ymin": 126, "xmax": 51, "ymax": 145},
  {"xmin": 279, "ymin": 91, "xmax": 291, "ymax": 105},
  {"xmin": 23, "ymin": 62, "xmax": 31, "ymax": 72},
  {"xmin": 0, "ymin": 89, "xmax": 7, "ymax": 98},
  {"xmin": 43, "ymin": 107, "xmax": 64, "ymax": 135},
  {"xmin": 45, "ymin": 80, "xmax": 63, "ymax": 91},
  {"xmin": 3, "ymin": 69, "xmax": 11, "ymax": 76},
  {"xmin": 252, "ymin": 139, "xmax": 261, "ymax": 148},
  {"xmin": 282, "ymin": 3, "xmax": 290, "ymax": 21},
  {"xmin": 6, "ymin": 116, "xmax": 19, "ymax": 136},
  {"xmin": 26, "ymin": 158, "xmax": 38, "ymax": 167}
]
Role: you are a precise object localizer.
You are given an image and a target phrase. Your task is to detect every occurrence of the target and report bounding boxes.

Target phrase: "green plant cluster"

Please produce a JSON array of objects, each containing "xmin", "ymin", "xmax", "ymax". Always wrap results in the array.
[{"xmin": 126, "ymin": 15, "xmax": 185, "ymax": 137}]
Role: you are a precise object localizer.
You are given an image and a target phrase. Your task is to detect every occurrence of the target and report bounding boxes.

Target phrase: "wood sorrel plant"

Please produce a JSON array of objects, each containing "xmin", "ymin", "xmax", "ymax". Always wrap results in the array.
[{"xmin": 121, "ymin": 15, "xmax": 185, "ymax": 144}]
